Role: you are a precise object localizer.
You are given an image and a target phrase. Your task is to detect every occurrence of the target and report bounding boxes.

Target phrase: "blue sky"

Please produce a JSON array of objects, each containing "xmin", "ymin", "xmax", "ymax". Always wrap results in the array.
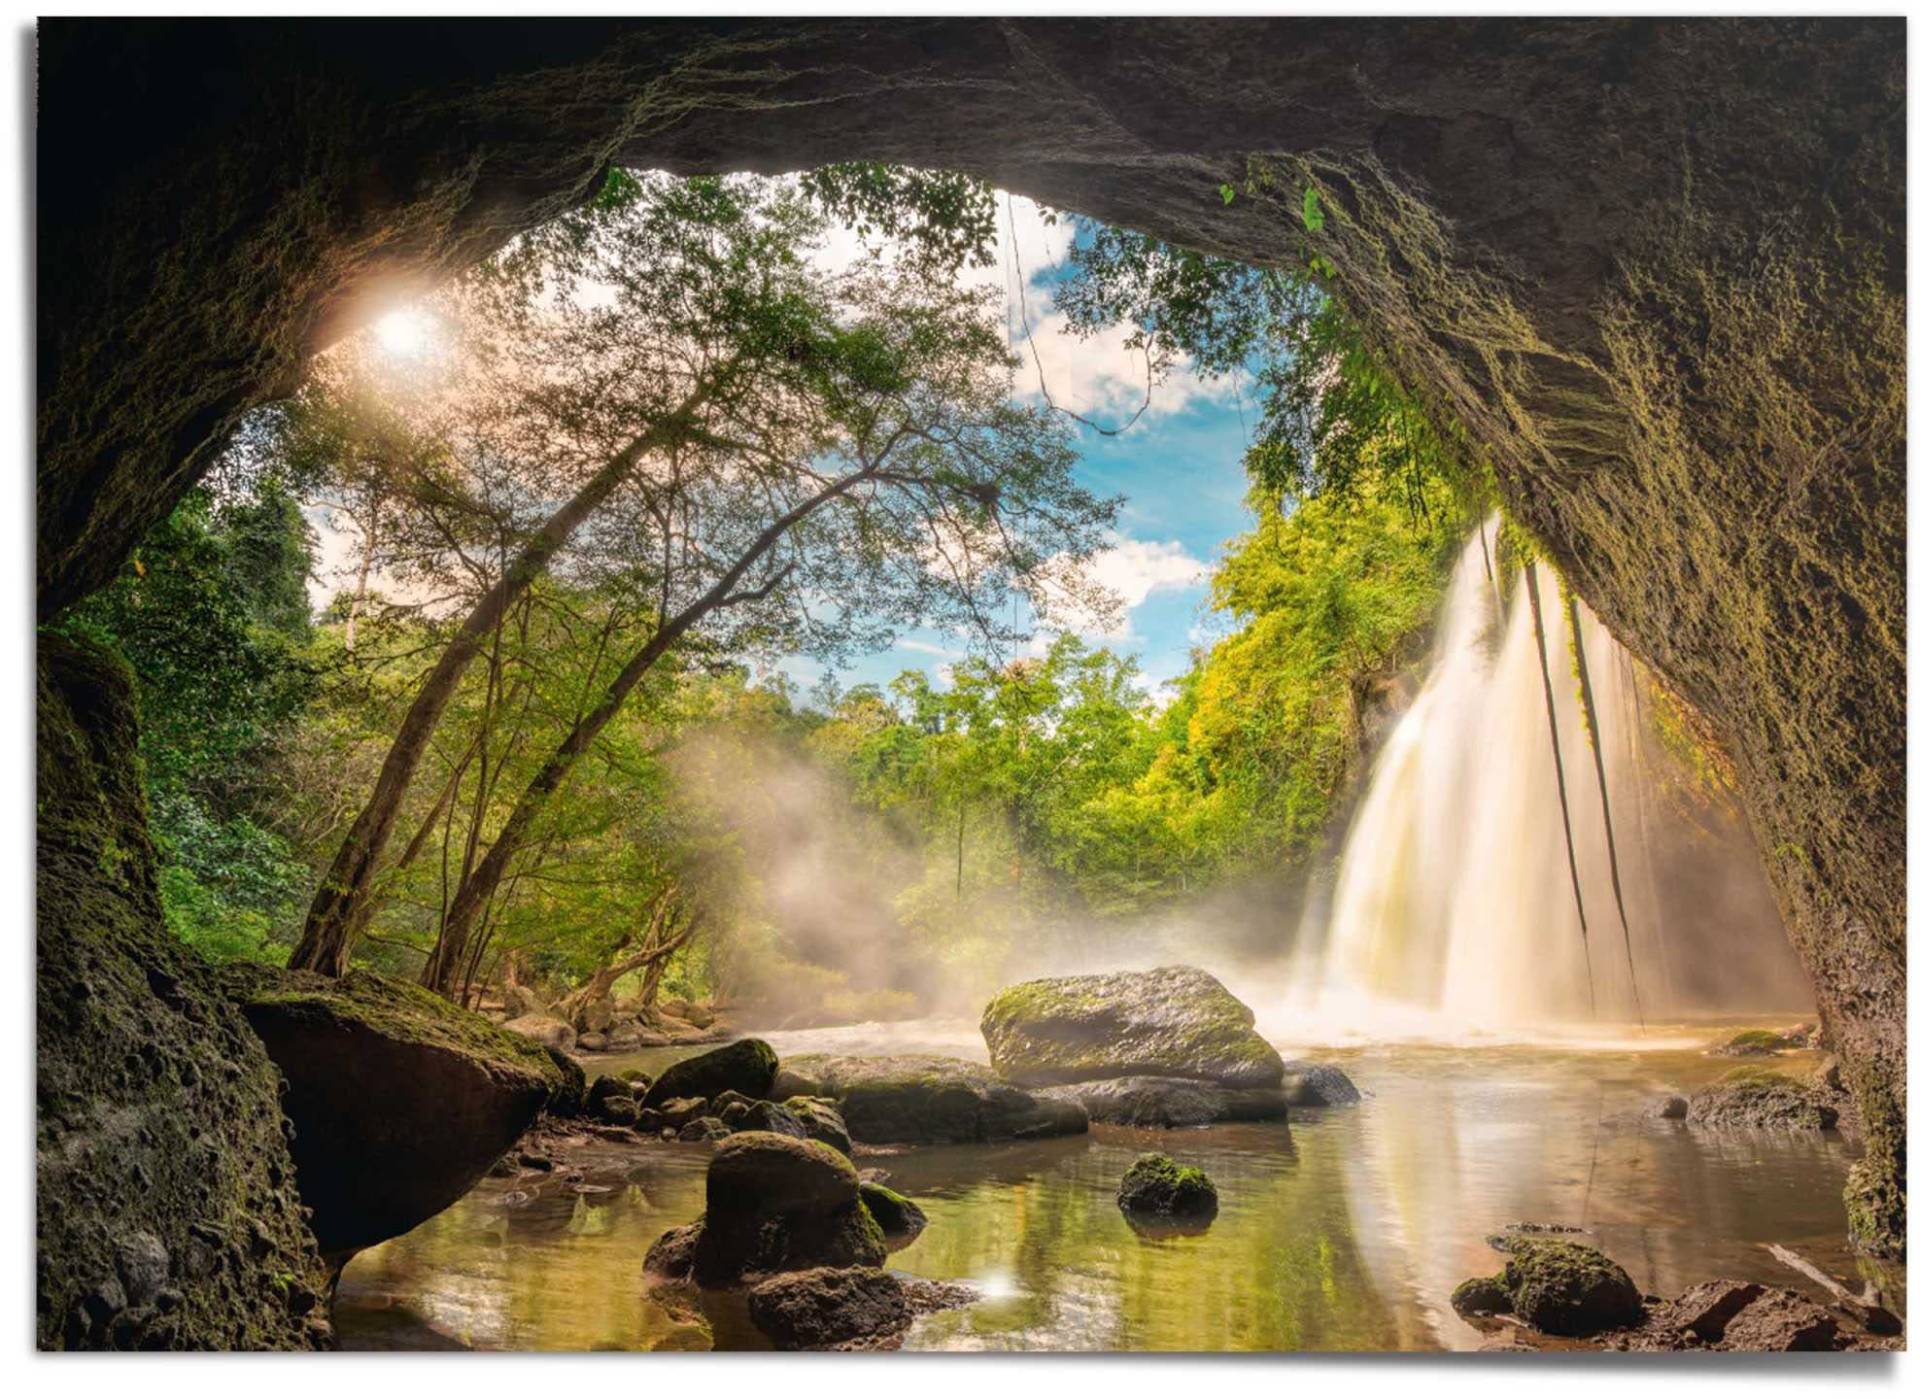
[{"xmin": 779, "ymin": 197, "xmax": 1258, "ymax": 705}]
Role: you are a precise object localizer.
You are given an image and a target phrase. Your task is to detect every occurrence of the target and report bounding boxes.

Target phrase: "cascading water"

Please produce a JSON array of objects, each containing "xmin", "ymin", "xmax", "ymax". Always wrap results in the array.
[{"xmin": 1302, "ymin": 517, "xmax": 1806, "ymax": 1032}]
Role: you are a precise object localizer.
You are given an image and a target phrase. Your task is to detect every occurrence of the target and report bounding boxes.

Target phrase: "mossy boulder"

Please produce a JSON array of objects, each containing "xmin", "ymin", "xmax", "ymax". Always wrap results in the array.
[
  {"xmin": 1490, "ymin": 1241, "xmax": 1643, "ymax": 1336},
  {"xmin": 779, "ymin": 1054, "xmax": 1087, "ymax": 1144},
  {"xmin": 639, "ymin": 1038, "xmax": 778, "ymax": 1112},
  {"xmin": 1116, "ymin": 1152, "xmax": 1218, "ymax": 1220},
  {"xmin": 980, "ymin": 966, "xmax": 1283, "ymax": 1088},
  {"xmin": 781, "ymin": 1096, "xmax": 853, "ymax": 1157},
  {"xmin": 1687, "ymin": 1068, "xmax": 1838, "ymax": 1132},
  {"xmin": 220, "ymin": 963, "xmax": 566, "ymax": 1259},
  {"xmin": 36, "ymin": 634, "xmax": 331, "ymax": 1349},
  {"xmin": 1038, "ymin": 1075, "xmax": 1288, "ymax": 1128},
  {"xmin": 859, "ymin": 1181, "xmax": 928, "ymax": 1244},
  {"xmin": 1710, "ymin": 1029, "xmax": 1790, "ymax": 1058},
  {"xmin": 674, "ymin": 1131, "xmax": 888, "ymax": 1284}
]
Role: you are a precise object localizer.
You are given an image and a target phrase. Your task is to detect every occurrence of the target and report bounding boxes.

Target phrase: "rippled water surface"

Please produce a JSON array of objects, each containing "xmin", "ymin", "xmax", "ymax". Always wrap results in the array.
[{"xmin": 334, "ymin": 1018, "xmax": 1897, "ymax": 1352}]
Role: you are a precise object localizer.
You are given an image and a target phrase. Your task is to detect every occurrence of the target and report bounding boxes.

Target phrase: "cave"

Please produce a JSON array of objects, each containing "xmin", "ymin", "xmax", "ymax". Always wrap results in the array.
[{"xmin": 35, "ymin": 16, "xmax": 1905, "ymax": 1344}]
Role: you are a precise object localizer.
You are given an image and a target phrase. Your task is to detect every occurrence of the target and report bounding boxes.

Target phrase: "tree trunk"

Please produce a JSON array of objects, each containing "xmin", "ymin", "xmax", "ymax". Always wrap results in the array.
[
  {"xmin": 1526, "ymin": 561, "xmax": 1595, "ymax": 1015},
  {"xmin": 421, "ymin": 458, "xmax": 874, "ymax": 993},
  {"xmin": 288, "ymin": 391, "xmax": 715, "ymax": 974}
]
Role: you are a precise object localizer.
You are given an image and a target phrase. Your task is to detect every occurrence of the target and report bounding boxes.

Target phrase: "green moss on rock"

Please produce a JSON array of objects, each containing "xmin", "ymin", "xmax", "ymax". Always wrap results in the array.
[
  {"xmin": 640, "ymin": 1038, "xmax": 779, "ymax": 1112},
  {"xmin": 980, "ymin": 966, "xmax": 1284, "ymax": 1088},
  {"xmin": 220, "ymin": 963, "xmax": 563, "ymax": 1258},
  {"xmin": 1494, "ymin": 1241, "xmax": 1643, "ymax": 1336},
  {"xmin": 1116, "ymin": 1151, "xmax": 1219, "ymax": 1219},
  {"xmin": 36, "ymin": 632, "xmax": 329, "ymax": 1349}
]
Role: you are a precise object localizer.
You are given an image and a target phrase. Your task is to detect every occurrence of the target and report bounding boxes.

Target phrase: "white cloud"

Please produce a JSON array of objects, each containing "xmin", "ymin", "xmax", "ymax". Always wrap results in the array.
[{"xmin": 1036, "ymin": 533, "xmax": 1214, "ymax": 643}]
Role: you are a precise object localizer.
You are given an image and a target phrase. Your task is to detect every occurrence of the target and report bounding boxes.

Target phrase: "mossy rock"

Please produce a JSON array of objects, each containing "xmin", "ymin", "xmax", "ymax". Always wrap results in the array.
[
  {"xmin": 1710, "ymin": 1029, "xmax": 1790, "ymax": 1057},
  {"xmin": 1494, "ymin": 1241, "xmax": 1643, "ymax": 1336},
  {"xmin": 690, "ymin": 1132, "xmax": 885, "ymax": 1283},
  {"xmin": 219, "ymin": 963, "xmax": 564, "ymax": 1259},
  {"xmin": 36, "ymin": 633, "xmax": 330, "ymax": 1349},
  {"xmin": 980, "ymin": 966, "xmax": 1284, "ymax": 1088},
  {"xmin": 639, "ymin": 1038, "xmax": 778, "ymax": 1112},
  {"xmin": 1686, "ymin": 1068, "xmax": 1838, "ymax": 1132},
  {"xmin": 1451, "ymin": 1275, "xmax": 1512, "ymax": 1317},
  {"xmin": 781, "ymin": 1096, "xmax": 853, "ymax": 1156},
  {"xmin": 858, "ymin": 1180, "xmax": 928, "ymax": 1244},
  {"xmin": 1116, "ymin": 1152, "xmax": 1218, "ymax": 1220}
]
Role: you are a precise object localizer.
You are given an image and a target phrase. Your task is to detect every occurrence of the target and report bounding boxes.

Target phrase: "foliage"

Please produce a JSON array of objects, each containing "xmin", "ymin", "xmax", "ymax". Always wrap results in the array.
[{"xmin": 57, "ymin": 482, "xmax": 320, "ymax": 961}]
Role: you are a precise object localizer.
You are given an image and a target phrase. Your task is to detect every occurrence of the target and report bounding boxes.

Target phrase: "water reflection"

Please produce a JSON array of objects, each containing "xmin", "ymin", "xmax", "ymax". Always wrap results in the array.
[{"xmin": 335, "ymin": 1028, "xmax": 1895, "ymax": 1352}]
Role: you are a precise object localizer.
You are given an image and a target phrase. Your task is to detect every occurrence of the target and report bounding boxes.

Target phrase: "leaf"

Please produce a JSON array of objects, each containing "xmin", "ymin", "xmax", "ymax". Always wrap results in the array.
[
  {"xmin": 1302, "ymin": 187, "xmax": 1325, "ymax": 232},
  {"xmin": 1219, "ymin": 183, "xmax": 1236, "ymax": 206}
]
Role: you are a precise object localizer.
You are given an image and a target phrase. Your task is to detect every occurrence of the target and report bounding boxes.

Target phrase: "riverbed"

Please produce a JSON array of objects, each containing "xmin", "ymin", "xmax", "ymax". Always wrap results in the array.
[{"xmin": 333, "ymin": 1017, "xmax": 1897, "ymax": 1352}]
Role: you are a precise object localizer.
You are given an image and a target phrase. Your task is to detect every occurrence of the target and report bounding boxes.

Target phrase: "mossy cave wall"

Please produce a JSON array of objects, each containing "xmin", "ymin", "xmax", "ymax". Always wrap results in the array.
[{"xmin": 37, "ymin": 10, "xmax": 1905, "ymax": 1287}]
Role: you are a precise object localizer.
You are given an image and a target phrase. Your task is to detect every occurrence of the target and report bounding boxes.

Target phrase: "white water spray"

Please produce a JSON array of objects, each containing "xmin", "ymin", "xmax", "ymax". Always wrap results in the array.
[{"xmin": 1301, "ymin": 518, "xmax": 1802, "ymax": 1034}]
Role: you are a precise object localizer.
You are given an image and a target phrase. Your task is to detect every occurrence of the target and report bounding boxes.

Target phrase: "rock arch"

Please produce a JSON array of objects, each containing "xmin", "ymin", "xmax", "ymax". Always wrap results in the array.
[{"xmin": 37, "ymin": 17, "xmax": 1903, "ymax": 1258}]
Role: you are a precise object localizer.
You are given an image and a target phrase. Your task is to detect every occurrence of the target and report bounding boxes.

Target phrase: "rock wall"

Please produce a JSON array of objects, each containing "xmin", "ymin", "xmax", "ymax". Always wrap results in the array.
[
  {"xmin": 36, "ymin": 18, "xmax": 1904, "ymax": 1254},
  {"xmin": 36, "ymin": 634, "xmax": 331, "ymax": 1349}
]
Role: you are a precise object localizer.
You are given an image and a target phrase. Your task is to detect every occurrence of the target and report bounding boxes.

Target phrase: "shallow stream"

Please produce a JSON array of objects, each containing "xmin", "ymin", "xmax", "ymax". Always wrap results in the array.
[{"xmin": 334, "ymin": 1017, "xmax": 1898, "ymax": 1352}]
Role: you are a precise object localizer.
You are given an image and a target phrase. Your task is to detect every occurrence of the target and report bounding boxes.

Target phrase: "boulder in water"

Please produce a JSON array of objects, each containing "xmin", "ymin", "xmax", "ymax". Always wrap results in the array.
[
  {"xmin": 1116, "ymin": 1152, "xmax": 1219, "ymax": 1220},
  {"xmin": 689, "ymin": 1131, "xmax": 886, "ymax": 1283},
  {"xmin": 979, "ymin": 966, "xmax": 1283, "ymax": 1088},
  {"xmin": 639, "ymin": 1038, "xmax": 778, "ymax": 1111},
  {"xmin": 858, "ymin": 1181, "xmax": 928, "ymax": 1244},
  {"xmin": 784, "ymin": 1054, "xmax": 1087, "ymax": 1144},
  {"xmin": 222, "ymin": 965, "xmax": 569, "ymax": 1260},
  {"xmin": 1687, "ymin": 1069, "xmax": 1837, "ymax": 1131},
  {"xmin": 1038, "ymin": 1075, "xmax": 1287, "ymax": 1128},
  {"xmin": 783, "ymin": 1096, "xmax": 854, "ymax": 1156},
  {"xmin": 1281, "ymin": 1061, "xmax": 1361, "ymax": 1107},
  {"xmin": 1476, "ymin": 1240, "xmax": 1643, "ymax": 1336},
  {"xmin": 1709, "ymin": 1029, "xmax": 1791, "ymax": 1058}
]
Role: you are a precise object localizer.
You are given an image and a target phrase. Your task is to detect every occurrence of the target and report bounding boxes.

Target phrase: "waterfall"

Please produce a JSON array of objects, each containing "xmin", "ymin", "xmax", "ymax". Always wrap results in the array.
[{"xmin": 1305, "ymin": 518, "xmax": 1801, "ymax": 1031}]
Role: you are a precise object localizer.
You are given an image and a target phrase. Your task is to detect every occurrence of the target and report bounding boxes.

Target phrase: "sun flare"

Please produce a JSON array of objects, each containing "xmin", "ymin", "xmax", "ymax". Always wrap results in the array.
[{"xmin": 373, "ymin": 307, "xmax": 433, "ymax": 358}]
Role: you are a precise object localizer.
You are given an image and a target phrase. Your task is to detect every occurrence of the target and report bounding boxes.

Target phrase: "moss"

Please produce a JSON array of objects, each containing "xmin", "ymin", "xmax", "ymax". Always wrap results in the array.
[
  {"xmin": 1716, "ymin": 1029, "xmax": 1789, "ymax": 1056},
  {"xmin": 36, "ymin": 633, "xmax": 329, "ymax": 1349},
  {"xmin": 1450, "ymin": 1275, "xmax": 1511, "ymax": 1317},
  {"xmin": 857, "ymin": 1181, "xmax": 927, "ymax": 1241},
  {"xmin": 1495, "ymin": 1241, "xmax": 1642, "ymax": 1336},
  {"xmin": 1116, "ymin": 1151, "xmax": 1219, "ymax": 1219},
  {"xmin": 218, "ymin": 963, "xmax": 567, "ymax": 1097},
  {"xmin": 980, "ymin": 967, "xmax": 1284, "ymax": 1088}
]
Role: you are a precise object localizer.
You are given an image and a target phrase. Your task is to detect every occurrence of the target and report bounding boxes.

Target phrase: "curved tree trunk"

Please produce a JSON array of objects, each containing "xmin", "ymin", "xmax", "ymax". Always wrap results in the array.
[{"xmin": 288, "ymin": 390, "xmax": 716, "ymax": 975}]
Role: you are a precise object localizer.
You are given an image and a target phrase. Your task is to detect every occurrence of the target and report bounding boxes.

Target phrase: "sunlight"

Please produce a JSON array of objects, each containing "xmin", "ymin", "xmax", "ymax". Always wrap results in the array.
[{"xmin": 373, "ymin": 307, "xmax": 434, "ymax": 359}]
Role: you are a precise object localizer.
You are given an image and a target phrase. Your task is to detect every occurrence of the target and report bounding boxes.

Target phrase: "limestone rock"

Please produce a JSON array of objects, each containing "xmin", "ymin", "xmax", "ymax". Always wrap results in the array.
[
  {"xmin": 36, "ymin": 636, "xmax": 331, "ymax": 1349},
  {"xmin": 221, "ymin": 964, "xmax": 567, "ymax": 1259},
  {"xmin": 980, "ymin": 966, "xmax": 1283, "ymax": 1088},
  {"xmin": 1686, "ymin": 1069, "xmax": 1838, "ymax": 1132}
]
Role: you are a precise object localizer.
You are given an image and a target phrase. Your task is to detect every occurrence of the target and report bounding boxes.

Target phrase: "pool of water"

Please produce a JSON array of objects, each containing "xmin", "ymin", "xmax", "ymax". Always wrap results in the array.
[{"xmin": 333, "ymin": 1019, "xmax": 1898, "ymax": 1352}]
